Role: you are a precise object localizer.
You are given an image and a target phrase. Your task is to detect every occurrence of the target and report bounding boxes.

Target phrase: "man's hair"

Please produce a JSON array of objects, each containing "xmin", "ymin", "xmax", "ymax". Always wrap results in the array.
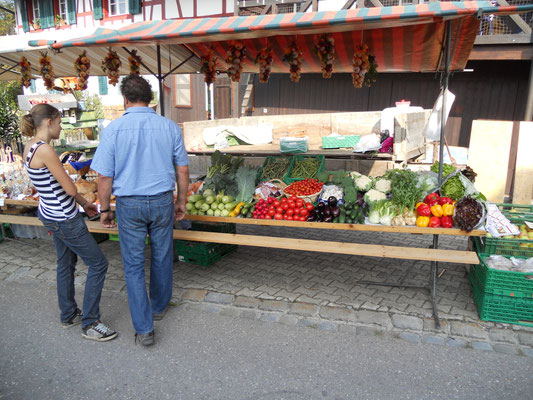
[{"xmin": 120, "ymin": 75, "xmax": 153, "ymax": 104}]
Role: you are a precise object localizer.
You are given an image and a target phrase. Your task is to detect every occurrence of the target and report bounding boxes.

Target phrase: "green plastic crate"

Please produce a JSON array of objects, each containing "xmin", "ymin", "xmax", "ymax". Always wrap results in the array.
[
  {"xmin": 321, "ymin": 135, "xmax": 360, "ymax": 149},
  {"xmin": 191, "ymin": 221, "xmax": 237, "ymax": 234},
  {"xmin": 109, "ymin": 233, "xmax": 150, "ymax": 245},
  {"xmin": 473, "ymin": 236, "xmax": 533, "ymax": 258},
  {"xmin": 469, "ymin": 267, "xmax": 533, "ymax": 327},
  {"xmin": 174, "ymin": 240, "xmax": 237, "ymax": 266},
  {"xmin": 495, "ymin": 203, "xmax": 533, "ymax": 221},
  {"xmin": 284, "ymin": 155, "xmax": 325, "ymax": 184},
  {"xmin": 256, "ymin": 156, "xmax": 293, "ymax": 182},
  {"xmin": 470, "ymin": 255, "xmax": 533, "ymax": 298}
]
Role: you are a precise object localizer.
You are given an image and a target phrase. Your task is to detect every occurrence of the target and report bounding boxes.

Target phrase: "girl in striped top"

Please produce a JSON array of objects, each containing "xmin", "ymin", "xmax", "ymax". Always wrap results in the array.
[{"xmin": 21, "ymin": 104, "xmax": 117, "ymax": 342}]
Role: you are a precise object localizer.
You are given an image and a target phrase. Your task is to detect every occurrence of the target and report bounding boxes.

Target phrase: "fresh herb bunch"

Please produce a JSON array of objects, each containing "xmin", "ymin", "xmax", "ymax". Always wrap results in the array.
[
  {"xmin": 384, "ymin": 169, "xmax": 423, "ymax": 212},
  {"xmin": 453, "ymin": 196, "xmax": 483, "ymax": 232}
]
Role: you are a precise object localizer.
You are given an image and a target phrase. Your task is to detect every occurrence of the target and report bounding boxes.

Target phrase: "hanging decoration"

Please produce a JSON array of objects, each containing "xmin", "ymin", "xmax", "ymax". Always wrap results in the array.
[
  {"xmin": 283, "ymin": 42, "xmax": 303, "ymax": 83},
  {"xmin": 315, "ymin": 34, "xmax": 335, "ymax": 79},
  {"xmin": 74, "ymin": 51, "xmax": 91, "ymax": 91},
  {"xmin": 254, "ymin": 47, "xmax": 273, "ymax": 84},
  {"xmin": 200, "ymin": 48, "xmax": 217, "ymax": 87},
  {"xmin": 101, "ymin": 48, "xmax": 121, "ymax": 86},
  {"xmin": 352, "ymin": 44, "xmax": 371, "ymax": 88},
  {"xmin": 364, "ymin": 54, "xmax": 378, "ymax": 88},
  {"xmin": 19, "ymin": 57, "xmax": 32, "ymax": 88},
  {"xmin": 225, "ymin": 41, "xmax": 246, "ymax": 82},
  {"xmin": 128, "ymin": 50, "xmax": 141, "ymax": 75},
  {"xmin": 39, "ymin": 52, "xmax": 55, "ymax": 91}
]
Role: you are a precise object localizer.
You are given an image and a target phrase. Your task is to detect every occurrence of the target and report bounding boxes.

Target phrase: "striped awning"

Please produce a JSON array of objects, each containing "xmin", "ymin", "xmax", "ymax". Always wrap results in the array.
[{"xmin": 49, "ymin": 1, "xmax": 533, "ymax": 74}]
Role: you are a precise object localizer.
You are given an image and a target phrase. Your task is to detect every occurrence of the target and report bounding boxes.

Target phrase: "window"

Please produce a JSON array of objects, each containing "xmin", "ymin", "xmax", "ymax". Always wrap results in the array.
[
  {"xmin": 98, "ymin": 76, "xmax": 108, "ymax": 95},
  {"xmin": 59, "ymin": 0, "xmax": 68, "ymax": 21},
  {"xmin": 109, "ymin": 0, "xmax": 128, "ymax": 16},
  {"xmin": 30, "ymin": 80, "xmax": 36, "ymax": 93},
  {"xmin": 174, "ymin": 75, "xmax": 192, "ymax": 108},
  {"xmin": 32, "ymin": 0, "xmax": 40, "ymax": 20}
]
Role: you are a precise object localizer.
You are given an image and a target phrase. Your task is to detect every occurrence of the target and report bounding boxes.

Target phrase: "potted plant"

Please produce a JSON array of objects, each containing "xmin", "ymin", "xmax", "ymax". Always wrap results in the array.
[
  {"xmin": 32, "ymin": 19, "xmax": 40, "ymax": 29},
  {"xmin": 55, "ymin": 15, "xmax": 66, "ymax": 28}
]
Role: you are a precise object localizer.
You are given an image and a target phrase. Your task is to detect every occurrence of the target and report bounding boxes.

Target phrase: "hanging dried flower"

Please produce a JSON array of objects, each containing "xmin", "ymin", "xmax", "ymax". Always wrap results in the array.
[
  {"xmin": 39, "ymin": 51, "xmax": 55, "ymax": 91},
  {"xmin": 128, "ymin": 50, "xmax": 141, "ymax": 75},
  {"xmin": 101, "ymin": 48, "xmax": 121, "ymax": 86},
  {"xmin": 283, "ymin": 42, "xmax": 303, "ymax": 83},
  {"xmin": 352, "ymin": 44, "xmax": 371, "ymax": 88},
  {"xmin": 315, "ymin": 34, "xmax": 335, "ymax": 79},
  {"xmin": 225, "ymin": 41, "xmax": 246, "ymax": 82},
  {"xmin": 74, "ymin": 50, "xmax": 91, "ymax": 91},
  {"xmin": 19, "ymin": 57, "xmax": 32, "ymax": 88},
  {"xmin": 254, "ymin": 47, "xmax": 273, "ymax": 84},
  {"xmin": 200, "ymin": 48, "xmax": 217, "ymax": 87},
  {"xmin": 364, "ymin": 54, "xmax": 378, "ymax": 88}
]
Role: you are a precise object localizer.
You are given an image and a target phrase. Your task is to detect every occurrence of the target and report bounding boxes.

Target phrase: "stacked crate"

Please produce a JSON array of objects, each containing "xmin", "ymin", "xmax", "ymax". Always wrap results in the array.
[{"xmin": 470, "ymin": 204, "xmax": 533, "ymax": 327}]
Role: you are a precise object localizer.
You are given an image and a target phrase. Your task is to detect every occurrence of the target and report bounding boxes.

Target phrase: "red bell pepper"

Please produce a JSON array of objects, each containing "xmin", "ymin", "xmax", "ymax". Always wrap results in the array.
[
  {"xmin": 429, "ymin": 216, "xmax": 441, "ymax": 228},
  {"xmin": 440, "ymin": 216, "xmax": 453, "ymax": 228},
  {"xmin": 424, "ymin": 192, "xmax": 440, "ymax": 204},
  {"xmin": 425, "ymin": 198, "xmax": 439, "ymax": 208},
  {"xmin": 416, "ymin": 202, "xmax": 431, "ymax": 217},
  {"xmin": 438, "ymin": 197, "xmax": 453, "ymax": 206}
]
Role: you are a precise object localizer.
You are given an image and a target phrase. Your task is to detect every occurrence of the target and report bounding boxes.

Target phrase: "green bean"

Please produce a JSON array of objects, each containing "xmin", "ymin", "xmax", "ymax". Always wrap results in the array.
[
  {"xmin": 260, "ymin": 158, "xmax": 290, "ymax": 180},
  {"xmin": 290, "ymin": 158, "xmax": 320, "ymax": 179}
]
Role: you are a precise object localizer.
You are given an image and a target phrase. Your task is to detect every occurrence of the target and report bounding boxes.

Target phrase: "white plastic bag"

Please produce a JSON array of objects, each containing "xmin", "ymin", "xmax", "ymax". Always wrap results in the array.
[
  {"xmin": 353, "ymin": 133, "xmax": 381, "ymax": 153},
  {"xmin": 423, "ymin": 89, "xmax": 456, "ymax": 141}
]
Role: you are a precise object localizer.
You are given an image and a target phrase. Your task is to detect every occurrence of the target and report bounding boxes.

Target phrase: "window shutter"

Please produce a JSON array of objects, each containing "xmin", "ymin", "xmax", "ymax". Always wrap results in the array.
[
  {"xmin": 18, "ymin": 0, "xmax": 29, "ymax": 32},
  {"xmin": 93, "ymin": 0, "xmax": 103, "ymax": 20},
  {"xmin": 98, "ymin": 76, "xmax": 108, "ymax": 95},
  {"xmin": 67, "ymin": 0, "xmax": 77, "ymax": 25},
  {"xmin": 38, "ymin": 0, "xmax": 54, "ymax": 29},
  {"xmin": 128, "ymin": 0, "xmax": 142, "ymax": 15}
]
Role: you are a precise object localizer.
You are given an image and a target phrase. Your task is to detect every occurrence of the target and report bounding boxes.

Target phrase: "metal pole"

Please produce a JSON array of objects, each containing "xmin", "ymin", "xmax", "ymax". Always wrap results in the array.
[
  {"xmin": 157, "ymin": 45, "xmax": 165, "ymax": 117},
  {"xmin": 524, "ymin": 58, "xmax": 533, "ymax": 121}
]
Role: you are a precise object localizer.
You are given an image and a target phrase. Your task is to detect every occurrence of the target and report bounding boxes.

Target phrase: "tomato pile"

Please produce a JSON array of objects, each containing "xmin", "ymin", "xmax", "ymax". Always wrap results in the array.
[
  {"xmin": 284, "ymin": 178, "xmax": 324, "ymax": 196},
  {"xmin": 252, "ymin": 196, "xmax": 315, "ymax": 221}
]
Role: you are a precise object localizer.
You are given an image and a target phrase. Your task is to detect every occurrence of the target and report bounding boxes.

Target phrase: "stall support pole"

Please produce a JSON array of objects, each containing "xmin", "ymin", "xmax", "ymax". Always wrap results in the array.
[
  {"xmin": 359, "ymin": 21, "xmax": 454, "ymax": 329},
  {"xmin": 157, "ymin": 45, "xmax": 165, "ymax": 117}
]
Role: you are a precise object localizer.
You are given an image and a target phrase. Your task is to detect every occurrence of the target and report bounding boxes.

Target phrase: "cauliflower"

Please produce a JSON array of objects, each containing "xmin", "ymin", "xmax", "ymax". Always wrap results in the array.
[
  {"xmin": 374, "ymin": 178, "xmax": 391, "ymax": 194},
  {"xmin": 354, "ymin": 175, "xmax": 373, "ymax": 192},
  {"xmin": 364, "ymin": 189, "xmax": 387, "ymax": 204}
]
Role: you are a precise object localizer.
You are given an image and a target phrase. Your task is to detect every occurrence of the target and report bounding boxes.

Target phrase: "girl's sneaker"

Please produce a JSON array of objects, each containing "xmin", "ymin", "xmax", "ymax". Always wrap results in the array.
[{"xmin": 81, "ymin": 320, "xmax": 118, "ymax": 342}]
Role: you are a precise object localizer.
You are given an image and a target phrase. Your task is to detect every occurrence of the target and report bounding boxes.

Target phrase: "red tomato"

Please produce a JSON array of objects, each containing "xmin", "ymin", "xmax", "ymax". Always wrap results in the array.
[
  {"xmin": 286, "ymin": 208, "xmax": 295, "ymax": 216},
  {"xmin": 288, "ymin": 201, "xmax": 296, "ymax": 209},
  {"xmin": 280, "ymin": 197, "xmax": 288, "ymax": 203},
  {"xmin": 300, "ymin": 209, "xmax": 309, "ymax": 217},
  {"xmin": 264, "ymin": 215, "xmax": 272, "ymax": 219},
  {"xmin": 274, "ymin": 213, "xmax": 283, "ymax": 220},
  {"xmin": 267, "ymin": 197, "xmax": 274, "ymax": 204},
  {"xmin": 273, "ymin": 200, "xmax": 281, "ymax": 208},
  {"xmin": 283, "ymin": 214, "xmax": 289, "ymax": 220},
  {"xmin": 287, "ymin": 216, "xmax": 294, "ymax": 221},
  {"xmin": 268, "ymin": 209, "xmax": 276, "ymax": 216},
  {"xmin": 296, "ymin": 199, "xmax": 304, "ymax": 208},
  {"xmin": 305, "ymin": 203, "xmax": 314, "ymax": 211},
  {"xmin": 281, "ymin": 203, "xmax": 289, "ymax": 211},
  {"xmin": 289, "ymin": 196, "xmax": 297, "ymax": 202},
  {"xmin": 259, "ymin": 199, "xmax": 265, "ymax": 205},
  {"xmin": 275, "ymin": 207, "xmax": 283, "ymax": 214},
  {"xmin": 268, "ymin": 205, "xmax": 275, "ymax": 212},
  {"xmin": 299, "ymin": 216, "xmax": 306, "ymax": 221}
]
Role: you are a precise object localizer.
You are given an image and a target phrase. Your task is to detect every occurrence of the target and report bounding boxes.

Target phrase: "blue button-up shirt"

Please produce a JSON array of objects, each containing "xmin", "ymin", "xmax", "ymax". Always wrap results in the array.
[{"xmin": 91, "ymin": 107, "xmax": 189, "ymax": 197}]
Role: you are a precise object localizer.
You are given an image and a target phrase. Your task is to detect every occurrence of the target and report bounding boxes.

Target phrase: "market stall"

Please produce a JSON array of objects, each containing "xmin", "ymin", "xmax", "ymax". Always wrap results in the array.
[{"xmin": 2, "ymin": 2, "xmax": 533, "ymax": 328}]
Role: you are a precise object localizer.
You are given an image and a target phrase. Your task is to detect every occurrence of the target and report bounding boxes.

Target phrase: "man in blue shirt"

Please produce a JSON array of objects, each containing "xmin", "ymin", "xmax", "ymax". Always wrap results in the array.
[{"xmin": 92, "ymin": 75, "xmax": 189, "ymax": 346}]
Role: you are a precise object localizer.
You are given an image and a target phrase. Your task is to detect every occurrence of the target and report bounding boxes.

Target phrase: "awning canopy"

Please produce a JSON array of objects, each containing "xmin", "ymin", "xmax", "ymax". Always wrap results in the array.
[{"xmin": 1, "ymin": 1, "xmax": 532, "ymax": 80}]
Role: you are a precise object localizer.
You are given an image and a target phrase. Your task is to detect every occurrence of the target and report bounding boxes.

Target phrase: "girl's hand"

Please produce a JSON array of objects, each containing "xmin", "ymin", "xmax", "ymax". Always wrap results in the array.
[{"xmin": 83, "ymin": 202, "xmax": 98, "ymax": 218}]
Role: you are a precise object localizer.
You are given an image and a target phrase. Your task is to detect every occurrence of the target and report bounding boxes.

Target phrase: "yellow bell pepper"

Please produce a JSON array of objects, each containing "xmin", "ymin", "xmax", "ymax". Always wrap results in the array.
[
  {"xmin": 416, "ymin": 216, "xmax": 430, "ymax": 227},
  {"xmin": 430, "ymin": 204, "xmax": 443, "ymax": 217},
  {"xmin": 229, "ymin": 202, "xmax": 246, "ymax": 217},
  {"xmin": 442, "ymin": 203, "xmax": 454, "ymax": 216}
]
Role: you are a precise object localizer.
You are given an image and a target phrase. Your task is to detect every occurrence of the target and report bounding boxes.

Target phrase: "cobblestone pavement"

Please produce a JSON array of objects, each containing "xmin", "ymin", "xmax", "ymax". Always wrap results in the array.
[{"xmin": 1, "ymin": 224, "xmax": 532, "ymax": 357}]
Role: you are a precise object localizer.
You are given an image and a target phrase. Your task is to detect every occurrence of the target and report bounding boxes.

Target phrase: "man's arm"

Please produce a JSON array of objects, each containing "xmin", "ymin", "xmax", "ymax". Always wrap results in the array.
[
  {"xmin": 97, "ymin": 174, "xmax": 116, "ymax": 228},
  {"xmin": 175, "ymin": 165, "xmax": 189, "ymax": 221}
]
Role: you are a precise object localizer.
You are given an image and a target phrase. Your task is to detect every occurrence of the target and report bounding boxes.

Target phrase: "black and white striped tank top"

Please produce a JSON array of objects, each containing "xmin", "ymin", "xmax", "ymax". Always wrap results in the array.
[{"xmin": 25, "ymin": 141, "xmax": 78, "ymax": 221}]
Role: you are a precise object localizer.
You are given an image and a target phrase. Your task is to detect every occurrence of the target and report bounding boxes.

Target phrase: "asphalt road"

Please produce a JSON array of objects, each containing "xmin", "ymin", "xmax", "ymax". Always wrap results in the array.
[{"xmin": 0, "ymin": 280, "xmax": 531, "ymax": 400}]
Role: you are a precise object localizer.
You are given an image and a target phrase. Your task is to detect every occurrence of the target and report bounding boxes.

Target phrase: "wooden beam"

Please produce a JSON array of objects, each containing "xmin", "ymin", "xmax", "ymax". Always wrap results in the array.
[
  {"xmin": 300, "ymin": 0, "xmax": 313, "ymax": 12},
  {"xmin": 342, "ymin": 0, "xmax": 356, "ymax": 10},
  {"xmin": 474, "ymin": 34, "xmax": 532, "ymax": 45},
  {"xmin": 172, "ymin": 230, "xmax": 480, "ymax": 265},
  {"xmin": 495, "ymin": 0, "xmax": 532, "ymax": 35},
  {"xmin": 185, "ymin": 215, "xmax": 486, "ymax": 236},
  {"xmin": 469, "ymin": 44, "xmax": 533, "ymax": 60},
  {"xmin": 260, "ymin": 4, "xmax": 271, "ymax": 15}
]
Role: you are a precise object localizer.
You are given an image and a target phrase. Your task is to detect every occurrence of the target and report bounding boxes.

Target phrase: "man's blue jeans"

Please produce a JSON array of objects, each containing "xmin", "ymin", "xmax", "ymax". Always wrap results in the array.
[
  {"xmin": 39, "ymin": 212, "xmax": 109, "ymax": 328},
  {"xmin": 115, "ymin": 191, "xmax": 174, "ymax": 335}
]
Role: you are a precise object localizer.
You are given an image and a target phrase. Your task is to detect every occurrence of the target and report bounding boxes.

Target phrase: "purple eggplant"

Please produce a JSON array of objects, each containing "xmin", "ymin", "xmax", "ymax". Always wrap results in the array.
[
  {"xmin": 306, "ymin": 214, "xmax": 317, "ymax": 222},
  {"xmin": 323, "ymin": 206, "xmax": 331, "ymax": 217},
  {"xmin": 327, "ymin": 196, "xmax": 337, "ymax": 208},
  {"xmin": 331, "ymin": 206, "xmax": 340, "ymax": 218},
  {"xmin": 324, "ymin": 215, "xmax": 333, "ymax": 223}
]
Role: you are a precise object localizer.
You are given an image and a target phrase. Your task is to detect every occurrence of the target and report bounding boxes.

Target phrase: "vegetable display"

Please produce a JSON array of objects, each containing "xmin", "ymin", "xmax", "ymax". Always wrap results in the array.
[
  {"xmin": 289, "ymin": 157, "xmax": 321, "ymax": 179},
  {"xmin": 284, "ymin": 178, "xmax": 323, "ymax": 197},
  {"xmin": 260, "ymin": 158, "xmax": 291, "ymax": 180}
]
